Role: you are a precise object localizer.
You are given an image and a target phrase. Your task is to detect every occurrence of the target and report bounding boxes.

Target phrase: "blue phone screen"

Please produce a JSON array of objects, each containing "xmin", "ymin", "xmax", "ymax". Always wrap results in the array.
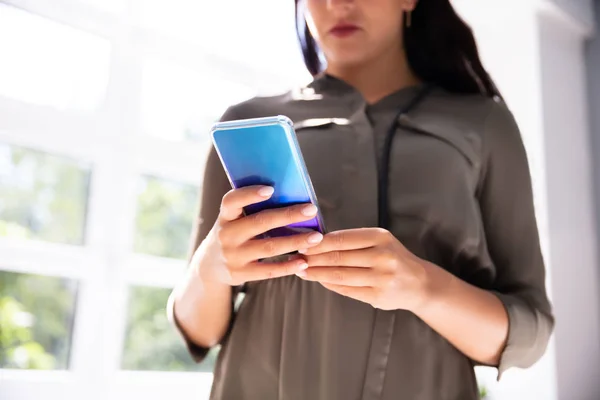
[{"xmin": 212, "ymin": 120, "xmax": 322, "ymax": 236}]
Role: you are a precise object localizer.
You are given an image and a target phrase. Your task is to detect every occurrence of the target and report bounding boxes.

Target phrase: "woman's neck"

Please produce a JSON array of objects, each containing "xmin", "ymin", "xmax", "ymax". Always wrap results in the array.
[{"xmin": 325, "ymin": 48, "xmax": 420, "ymax": 104}]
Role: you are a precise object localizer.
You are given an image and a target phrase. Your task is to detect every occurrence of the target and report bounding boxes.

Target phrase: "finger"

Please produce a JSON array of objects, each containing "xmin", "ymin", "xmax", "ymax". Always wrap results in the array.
[
  {"xmin": 320, "ymin": 283, "xmax": 375, "ymax": 304},
  {"xmin": 304, "ymin": 247, "xmax": 381, "ymax": 268},
  {"xmin": 219, "ymin": 186, "xmax": 275, "ymax": 222},
  {"xmin": 297, "ymin": 266, "xmax": 379, "ymax": 286},
  {"xmin": 300, "ymin": 228, "xmax": 387, "ymax": 255},
  {"xmin": 224, "ymin": 203, "xmax": 319, "ymax": 244},
  {"xmin": 236, "ymin": 258, "xmax": 309, "ymax": 282},
  {"xmin": 239, "ymin": 231, "xmax": 324, "ymax": 262}
]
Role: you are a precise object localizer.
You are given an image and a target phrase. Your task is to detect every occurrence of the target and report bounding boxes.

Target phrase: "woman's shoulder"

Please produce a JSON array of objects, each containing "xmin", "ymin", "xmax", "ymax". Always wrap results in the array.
[
  {"xmin": 418, "ymin": 86, "xmax": 517, "ymax": 141},
  {"xmin": 403, "ymin": 87, "xmax": 520, "ymax": 168},
  {"xmin": 427, "ymin": 86, "xmax": 510, "ymax": 124}
]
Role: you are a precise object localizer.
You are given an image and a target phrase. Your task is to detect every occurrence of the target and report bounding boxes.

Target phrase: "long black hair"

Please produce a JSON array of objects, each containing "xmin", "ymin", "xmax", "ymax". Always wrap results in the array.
[{"xmin": 294, "ymin": 0, "xmax": 501, "ymax": 99}]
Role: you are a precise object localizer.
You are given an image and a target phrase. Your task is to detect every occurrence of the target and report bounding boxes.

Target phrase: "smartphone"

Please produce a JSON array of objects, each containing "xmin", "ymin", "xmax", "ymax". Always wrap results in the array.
[{"xmin": 210, "ymin": 115, "xmax": 326, "ymax": 238}]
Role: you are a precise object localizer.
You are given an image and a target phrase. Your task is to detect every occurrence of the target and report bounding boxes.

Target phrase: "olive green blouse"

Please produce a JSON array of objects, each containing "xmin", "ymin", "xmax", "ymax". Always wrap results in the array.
[{"xmin": 168, "ymin": 73, "xmax": 554, "ymax": 400}]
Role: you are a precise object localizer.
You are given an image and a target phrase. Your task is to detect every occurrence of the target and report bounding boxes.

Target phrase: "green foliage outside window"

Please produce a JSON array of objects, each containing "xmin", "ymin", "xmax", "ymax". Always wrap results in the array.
[
  {"xmin": 0, "ymin": 143, "xmax": 90, "ymax": 245},
  {"xmin": 121, "ymin": 286, "xmax": 218, "ymax": 372},
  {"xmin": 134, "ymin": 176, "xmax": 198, "ymax": 260},
  {"xmin": 1, "ymin": 144, "xmax": 210, "ymax": 372},
  {"xmin": 0, "ymin": 272, "xmax": 76, "ymax": 370}
]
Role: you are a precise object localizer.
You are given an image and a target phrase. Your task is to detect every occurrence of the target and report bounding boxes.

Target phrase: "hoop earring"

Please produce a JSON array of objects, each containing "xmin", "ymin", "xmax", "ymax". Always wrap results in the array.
[{"xmin": 406, "ymin": 11, "xmax": 412, "ymax": 28}]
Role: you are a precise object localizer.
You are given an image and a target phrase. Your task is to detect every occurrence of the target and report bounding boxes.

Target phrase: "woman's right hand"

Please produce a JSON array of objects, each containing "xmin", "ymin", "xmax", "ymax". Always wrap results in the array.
[{"xmin": 193, "ymin": 185, "xmax": 324, "ymax": 286}]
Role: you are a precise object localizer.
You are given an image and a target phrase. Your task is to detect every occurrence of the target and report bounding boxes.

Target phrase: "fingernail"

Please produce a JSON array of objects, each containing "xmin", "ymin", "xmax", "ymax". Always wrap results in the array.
[
  {"xmin": 298, "ymin": 262, "xmax": 308, "ymax": 270},
  {"xmin": 307, "ymin": 232, "xmax": 323, "ymax": 244},
  {"xmin": 258, "ymin": 186, "xmax": 274, "ymax": 197},
  {"xmin": 301, "ymin": 204, "xmax": 318, "ymax": 216}
]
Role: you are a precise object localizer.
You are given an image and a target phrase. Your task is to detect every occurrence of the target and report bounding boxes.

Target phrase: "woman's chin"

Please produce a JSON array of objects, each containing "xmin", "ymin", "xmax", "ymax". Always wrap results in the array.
[{"xmin": 325, "ymin": 53, "xmax": 373, "ymax": 72}]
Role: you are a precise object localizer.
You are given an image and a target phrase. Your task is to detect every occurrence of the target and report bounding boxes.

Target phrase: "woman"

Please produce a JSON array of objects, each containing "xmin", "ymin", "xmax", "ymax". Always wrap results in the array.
[{"xmin": 168, "ymin": 0, "xmax": 554, "ymax": 399}]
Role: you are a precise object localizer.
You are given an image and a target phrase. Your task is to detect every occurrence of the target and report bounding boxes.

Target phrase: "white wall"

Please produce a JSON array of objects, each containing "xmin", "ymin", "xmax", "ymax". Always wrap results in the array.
[
  {"xmin": 587, "ymin": 0, "xmax": 600, "ymax": 270},
  {"xmin": 539, "ymin": 6, "xmax": 600, "ymax": 399},
  {"xmin": 549, "ymin": 0, "xmax": 595, "ymax": 31}
]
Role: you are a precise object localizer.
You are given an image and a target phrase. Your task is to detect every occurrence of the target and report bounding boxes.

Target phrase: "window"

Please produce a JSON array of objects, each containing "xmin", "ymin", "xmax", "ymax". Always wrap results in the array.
[
  {"xmin": 0, "ymin": 143, "xmax": 91, "ymax": 245},
  {"xmin": 0, "ymin": 271, "xmax": 78, "ymax": 370},
  {"xmin": 0, "ymin": 3, "xmax": 111, "ymax": 111},
  {"xmin": 134, "ymin": 176, "xmax": 198, "ymax": 260},
  {"xmin": 0, "ymin": 1, "xmax": 306, "ymax": 400},
  {"xmin": 131, "ymin": 0, "xmax": 308, "ymax": 78},
  {"xmin": 140, "ymin": 58, "xmax": 255, "ymax": 142},
  {"xmin": 78, "ymin": 0, "xmax": 125, "ymax": 14},
  {"xmin": 121, "ymin": 285, "xmax": 218, "ymax": 372}
]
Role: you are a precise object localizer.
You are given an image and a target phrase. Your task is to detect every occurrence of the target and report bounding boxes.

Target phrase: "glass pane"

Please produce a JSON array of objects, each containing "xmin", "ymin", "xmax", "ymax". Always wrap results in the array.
[
  {"xmin": 134, "ymin": 176, "xmax": 198, "ymax": 259},
  {"xmin": 0, "ymin": 271, "xmax": 78, "ymax": 370},
  {"xmin": 121, "ymin": 285, "xmax": 217, "ymax": 372},
  {"xmin": 77, "ymin": 0, "xmax": 127, "ymax": 14},
  {"xmin": 0, "ymin": 143, "xmax": 91, "ymax": 245},
  {"xmin": 0, "ymin": 4, "xmax": 111, "ymax": 111},
  {"xmin": 133, "ymin": 0, "xmax": 306, "ymax": 78},
  {"xmin": 141, "ymin": 58, "xmax": 255, "ymax": 142}
]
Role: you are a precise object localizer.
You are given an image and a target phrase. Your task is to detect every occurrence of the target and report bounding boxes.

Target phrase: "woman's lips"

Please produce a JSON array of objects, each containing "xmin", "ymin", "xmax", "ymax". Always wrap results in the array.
[{"xmin": 329, "ymin": 24, "xmax": 360, "ymax": 38}]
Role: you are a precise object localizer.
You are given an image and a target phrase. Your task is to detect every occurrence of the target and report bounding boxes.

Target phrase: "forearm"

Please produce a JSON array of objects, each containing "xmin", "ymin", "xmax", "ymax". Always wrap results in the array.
[
  {"xmin": 172, "ymin": 263, "xmax": 232, "ymax": 349},
  {"xmin": 414, "ymin": 261, "xmax": 509, "ymax": 366}
]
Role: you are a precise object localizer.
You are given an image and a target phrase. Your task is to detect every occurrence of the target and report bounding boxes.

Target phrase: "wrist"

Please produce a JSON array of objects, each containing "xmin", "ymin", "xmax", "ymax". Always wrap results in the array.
[
  {"xmin": 192, "ymin": 261, "xmax": 231, "ymax": 294},
  {"xmin": 190, "ymin": 231, "xmax": 234, "ymax": 290},
  {"xmin": 410, "ymin": 259, "xmax": 447, "ymax": 317}
]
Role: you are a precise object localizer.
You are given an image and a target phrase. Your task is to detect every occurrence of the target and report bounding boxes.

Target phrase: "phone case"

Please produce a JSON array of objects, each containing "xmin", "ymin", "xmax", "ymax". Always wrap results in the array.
[{"xmin": 210, "ymin": 115, "xmax": 326, "ymax": 237}]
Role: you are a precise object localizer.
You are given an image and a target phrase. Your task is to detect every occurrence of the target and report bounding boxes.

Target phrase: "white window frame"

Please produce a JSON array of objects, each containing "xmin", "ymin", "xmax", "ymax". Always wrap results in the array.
[{"xmin": 0, "ymin": 1, "xmax": 304, "ymax": 399}]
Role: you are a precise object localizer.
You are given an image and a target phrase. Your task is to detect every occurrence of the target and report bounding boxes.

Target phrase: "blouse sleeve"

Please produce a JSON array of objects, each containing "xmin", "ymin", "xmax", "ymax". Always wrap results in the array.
[
  {"xmin": 166, "ymin": 106, "xmax": 244, "ymax": 362},
  {"xmin": 477, "ymin": 100, "xmax": 555, "ymax": 380}
]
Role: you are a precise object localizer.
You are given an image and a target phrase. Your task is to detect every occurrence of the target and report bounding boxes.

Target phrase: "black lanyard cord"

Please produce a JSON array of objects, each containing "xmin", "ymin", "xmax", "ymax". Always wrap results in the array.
[{"xmin": 378, "ymin": 85, "xmax": 433, "ymax": 229}]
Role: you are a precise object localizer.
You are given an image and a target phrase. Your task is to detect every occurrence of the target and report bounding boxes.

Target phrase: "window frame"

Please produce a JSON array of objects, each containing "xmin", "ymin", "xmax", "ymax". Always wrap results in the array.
[{"xmin": 0, "ymin": 0, "xmax": 305, "ymax": 398}]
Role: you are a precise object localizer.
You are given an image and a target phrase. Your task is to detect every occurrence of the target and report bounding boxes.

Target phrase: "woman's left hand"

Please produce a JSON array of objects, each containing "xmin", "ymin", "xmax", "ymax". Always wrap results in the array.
[{"xmin": 297, "ymin": 228, "xmax": 432, "ymax": 312}]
